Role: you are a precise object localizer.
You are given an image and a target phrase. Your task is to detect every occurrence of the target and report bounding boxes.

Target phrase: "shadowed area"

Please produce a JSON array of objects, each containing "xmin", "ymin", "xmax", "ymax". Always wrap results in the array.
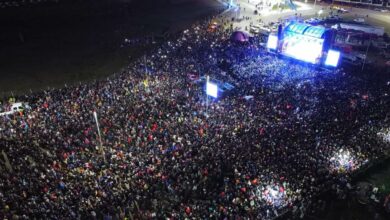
[{"xmin": 0, "ymin": 0, "xmax": 223, "ymax": 96}]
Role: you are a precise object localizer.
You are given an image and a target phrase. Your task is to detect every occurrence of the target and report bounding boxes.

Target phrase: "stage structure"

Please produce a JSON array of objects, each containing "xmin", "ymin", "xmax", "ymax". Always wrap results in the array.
[
  {"xmin": 249, "ymin": 0, "xmax": 296, "ymax": 10},
  {"xmin": 267, "ymin": 22, "xmax": 340, "ymax": 67}
]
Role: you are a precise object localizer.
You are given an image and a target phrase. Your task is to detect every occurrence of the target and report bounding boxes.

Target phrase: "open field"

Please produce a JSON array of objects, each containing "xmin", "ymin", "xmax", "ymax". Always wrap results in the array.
[{"xmin": 0, "ymin": 0, "xmax": 223, "ymax": 97}]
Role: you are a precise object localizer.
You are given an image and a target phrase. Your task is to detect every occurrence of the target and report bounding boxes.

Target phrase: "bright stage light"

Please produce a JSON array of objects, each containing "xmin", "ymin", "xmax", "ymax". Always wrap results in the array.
[
  {"xmin": 377, "ymin": 128, "xmax": 390, "ymax": 143},
  {"xmin": 267, "ymin": 35, "xmax": 278, "ymax": 50},
  {"xmin": 281, "ymin": 34, "xmax": 324, "ymax": 64},
  {"xmin": 325, "ymin": 50, "xmax": 341, "ymax": 67},
  {"xmin": 280, "ymin": 23, "xmax": 329, "ymax": 65},
  {"xmin": 329, "ymin": 149, "xmax": 356, "ymax": 172},
  {"xmin": 254, "ymin": 183, "xmax": 290, "ymax": 208},
  {"xmin": 338, "ymin": 150, "xmax": 350, "ymax": 166},
  {"xmin": 206, "ymin": 81, "xmax": 218, "ymax": 98}
]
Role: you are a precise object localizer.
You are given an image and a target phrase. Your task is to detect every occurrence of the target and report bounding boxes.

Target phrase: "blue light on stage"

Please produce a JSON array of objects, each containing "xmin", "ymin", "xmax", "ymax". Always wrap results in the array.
[
  {"xmin": 267, "ymin": 35, "xmax": 278, "ymax": 50},
  {"xmin": 280, "ymin": 22, "xmax": 328, "ymax": 65},
  {"xmin": 286, "ymin": 41, "xmax": 323, "ymax": 64},
  {"xmin": 325, "ymin": 50, "xmax": 341, "ymax": 67},
  {"xmin": 281, "ymin": 32, "xmax": 324, "ymax": 64},
  {"xmin": 206, "ymin": 81, "xmax": 218, "ymax": 98}
]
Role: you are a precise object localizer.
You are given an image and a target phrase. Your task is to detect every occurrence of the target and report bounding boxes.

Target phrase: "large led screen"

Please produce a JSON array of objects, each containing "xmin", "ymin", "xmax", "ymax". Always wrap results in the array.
[
  {"xmin": 281, "ymin": 32, "xmax": 324, "ymax": 64},
  {"xmin": 267, "ymin": 35, "xmax": 278, "ymax": 50},
  {"xmin": 206, "ymin": 81, "xmax": 218, "ymax": 98},
  {"xmin": 325, "ymin": 50, "xmax": 341, "ymax": 67}
]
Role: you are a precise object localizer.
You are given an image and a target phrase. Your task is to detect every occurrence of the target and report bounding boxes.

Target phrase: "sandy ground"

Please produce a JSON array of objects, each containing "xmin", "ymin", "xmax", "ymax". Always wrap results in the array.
[{"xmin": 0, "ymin": 0, "xmax": 224, "ymax": 97}]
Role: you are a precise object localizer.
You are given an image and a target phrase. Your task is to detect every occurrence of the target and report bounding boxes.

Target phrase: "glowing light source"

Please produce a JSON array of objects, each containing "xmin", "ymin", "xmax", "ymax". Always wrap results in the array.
[
  {"xmin": 206, "ymin": 81, "xmax": 218, "ymax": 98},
  {"xmin": 378, "ymin": 128, "xmax": 390, "ymax": 143},
  {"xmin": 254, "ymin": 183, "xmax": 290, "ymax": 208},
  {"xmin": 267, "ymin": 35, "xmax": 279, "ymax": 50},
  {"xmin": 329, "ymin": 149, "xmax": 356, "ymax": 172},
  {"xmin": 325, "ymin": 50, "xmax": 341, "ymax": 67},
  {"xmin": 281, "ymin": 33, "xmax": 324, "ymax": 64},
  {"xmin": 269, "ymin": 187, "xmax": 278, "ymax": 197}
]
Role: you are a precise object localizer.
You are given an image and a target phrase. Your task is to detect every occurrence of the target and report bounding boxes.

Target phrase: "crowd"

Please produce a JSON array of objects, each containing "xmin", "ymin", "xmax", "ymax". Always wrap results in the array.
[{"xmin": 0, "ymin": 12, "xmax": 389, "ymax": 220}]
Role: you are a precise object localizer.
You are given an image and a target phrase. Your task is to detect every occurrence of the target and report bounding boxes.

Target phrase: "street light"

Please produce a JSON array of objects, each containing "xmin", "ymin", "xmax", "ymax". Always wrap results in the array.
[
  {"xmin": 206, "ymin": 75, "xmax": 210, "ymax": 117},
  {"xmin": 362, "ymin": 35, "xmax": 371, "ymax": 71},
  {"xmin": 205, "ymin": 76, "xmax": 219, "ymax": 117},
  {"xmin": 318, "ymin": 9, "xmax": 323, "ymax": 17},
  {"xmin": 93, "ymin": 111, "xmax": 105, "ymax": 160}
]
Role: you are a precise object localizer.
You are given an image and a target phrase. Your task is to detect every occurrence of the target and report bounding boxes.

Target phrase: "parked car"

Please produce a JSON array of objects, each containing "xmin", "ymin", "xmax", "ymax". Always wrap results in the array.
[
  {"xmin": 353, "ymin": 18, "xmax": 365, "ymax": 23},
  {"xmin": 258, "ymin": 25, "xmax": 271, "ymax": 34},
  {"xmin": 305, "ymin": 17, "xmax": 323, "ymax": 24},
  {"xmin": 250, "ymin": 24, "xmax": 261, "ymax": 34},
  {"xmin": 339, "ymin": 8, "xmax": 349, "ymax": 13},
  {"xmin": 327, "ymin": 15, "xmax": 341, "ymax": 21},
  {"xmin": 250, "ymin": 26, "xmax": 260, "ymax": 34},
  {"xmin": 332, "ymin": 6, "xmax": 348, "ymax": 13},
  {"xmin": 374, "ymin": 8, "xmax": 389, "ymax": 13}
]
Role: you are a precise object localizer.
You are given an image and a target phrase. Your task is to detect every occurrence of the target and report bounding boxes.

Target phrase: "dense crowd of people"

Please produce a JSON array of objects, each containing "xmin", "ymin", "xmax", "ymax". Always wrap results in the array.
[{"xmin": 0, "ymin": 12, "xmax": 389, "ymax": 219}]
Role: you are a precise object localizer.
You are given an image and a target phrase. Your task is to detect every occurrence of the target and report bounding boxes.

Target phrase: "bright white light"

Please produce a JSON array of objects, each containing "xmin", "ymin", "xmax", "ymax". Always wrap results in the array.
[
  {"xmin": 269, "ymin": 187, "xmax": 278, "ymax": 197},
  {"xmin": 254, "ymin": 183, "xmax": 289, "ymax": 208},
  {"xmin": 267, "ymin": 35, "xmax": 278, "ymax": 50},
  {"xmin": 378, "ymin": 129, "xmax": 390, "ymax": 143},
  {"xmin": 329, "ymin": 149, "xmax": 356, "ymax": 172},
  {"xmin": 281, "ymin": 35, "xmax": 324, "ymax": 64},
  {"xmin": 338, "ymin": 149, "xmax": 350, "ymax": 167},
  {"xmin": 206, "ymin": 82, "xmax": 218, "ymax": 98},
  {"xmin": 325, "ymin": 50, "xmax": 341, "ymax": 67}
]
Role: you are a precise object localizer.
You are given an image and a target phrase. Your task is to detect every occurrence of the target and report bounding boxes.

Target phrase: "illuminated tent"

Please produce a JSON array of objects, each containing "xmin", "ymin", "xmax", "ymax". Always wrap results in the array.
[{"xmin": 230, "ymin": 31, "xmax": 249, "ymax": 43}]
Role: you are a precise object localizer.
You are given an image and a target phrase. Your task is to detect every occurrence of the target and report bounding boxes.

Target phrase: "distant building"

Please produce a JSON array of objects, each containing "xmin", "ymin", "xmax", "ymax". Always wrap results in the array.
[
  {"xmin": 337, "ymin": 23, "xmax": 385, "ymax": 36},
  {"xmin": 333, "ymin": 0, "xmax": 388, "ymax": 7}
]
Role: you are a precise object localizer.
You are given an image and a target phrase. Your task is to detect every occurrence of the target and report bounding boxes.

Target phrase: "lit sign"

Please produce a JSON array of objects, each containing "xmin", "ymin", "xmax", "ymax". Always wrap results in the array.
[
  {"xmin": 206, "ymin": 82, "xmax": 218, "ymax": 98},
  {"xmin": 267, "ymin": 35, "xmax": 278, "ymax": 50},
  {"xmin": 325, "ymin": 50, "xmax": 341, "ymax": 67}
]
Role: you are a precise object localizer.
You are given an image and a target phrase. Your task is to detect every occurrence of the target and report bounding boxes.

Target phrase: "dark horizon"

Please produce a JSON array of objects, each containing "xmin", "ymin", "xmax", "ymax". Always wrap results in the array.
[
  {"xmin": 0, "ymin": 0, "xmax": 203, "ymax": 8},
  {"xmin": 0, "ymin": 0, "xmax": 223, "ymax": 95}
]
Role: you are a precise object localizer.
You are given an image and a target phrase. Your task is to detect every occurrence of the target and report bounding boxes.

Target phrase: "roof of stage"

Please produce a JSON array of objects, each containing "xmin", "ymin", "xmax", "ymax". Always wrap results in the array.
[{"xmin": 285, "ymin": 22, "xmax": 327, "ymax": 39}]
